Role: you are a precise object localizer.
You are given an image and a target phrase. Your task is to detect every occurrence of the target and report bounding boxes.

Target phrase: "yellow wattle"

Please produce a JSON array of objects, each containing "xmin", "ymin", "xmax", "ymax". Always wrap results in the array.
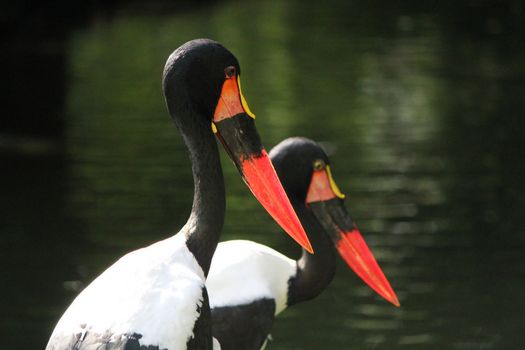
[
  {"xmin": 326, "ymin": 165, "xmax": 346, "ymax": 199},
  {"xmin": 238, "ymin": 76, "xmax": 256, "ymax": 119}
]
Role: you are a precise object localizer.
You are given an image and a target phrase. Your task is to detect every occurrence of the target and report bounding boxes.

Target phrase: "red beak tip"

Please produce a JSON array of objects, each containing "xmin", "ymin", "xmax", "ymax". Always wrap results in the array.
[
  {"xmin": 291, "ymin": 231, "xmax": 313, "ymax": 254},
  {"xmin": 296, "ymin": 229, "xmax": 314, "ymax": 254},
  {"xmin": 384, "ymin": 291, "xmax": 400, "ymax": 307},
  {"xmin": 305, "ymin": 243, "xmax": 314, "ymax": 255},
  {"xmin": 336, "ymin": 230, "xmax": 401, "ymax": 308}
]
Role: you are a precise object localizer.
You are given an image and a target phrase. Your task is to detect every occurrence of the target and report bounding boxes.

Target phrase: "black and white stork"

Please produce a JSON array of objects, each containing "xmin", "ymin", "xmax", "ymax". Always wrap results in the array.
[
  {"xmin": 45, "ymin": 39, "xmax": 313, "ymax": 350},
  {"xmin": 207, "ymin": 137, "xmax": 399, "ymax": 350}
]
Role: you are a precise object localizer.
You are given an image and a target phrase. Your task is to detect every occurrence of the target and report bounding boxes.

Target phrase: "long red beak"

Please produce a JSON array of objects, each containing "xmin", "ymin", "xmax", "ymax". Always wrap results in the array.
[
  {"xmin": 307, "ymin": 166, "xmax": 399, "ymax": 306},
  {"xmin": 212, "ymin": 71, "xmax": 313, "ymax": 253},
  {"xmin": 337, "ymin": 227, "xmax": 400, "ymax": 306}
]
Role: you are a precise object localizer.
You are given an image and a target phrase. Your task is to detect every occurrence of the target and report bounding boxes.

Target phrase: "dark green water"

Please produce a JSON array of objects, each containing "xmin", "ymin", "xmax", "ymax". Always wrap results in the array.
[{"xmin": 2, "ymin": 1, "xmax": 525, "ymax": 349}]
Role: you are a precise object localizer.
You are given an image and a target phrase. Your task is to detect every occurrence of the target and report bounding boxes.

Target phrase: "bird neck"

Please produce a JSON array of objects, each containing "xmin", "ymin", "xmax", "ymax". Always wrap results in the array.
[
  {"xmin": 287, "ymin": 200, "xmax": 337, "ymax": 306},
  {"xmin": 177, "ymin": 111, "xmax": 226, "ymax": 277}
]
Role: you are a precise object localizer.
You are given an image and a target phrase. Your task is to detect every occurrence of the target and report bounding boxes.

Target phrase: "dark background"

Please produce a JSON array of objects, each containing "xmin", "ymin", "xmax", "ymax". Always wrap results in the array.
[{"xmin": 2, "ymin": 0, "xmax": 525, "ymax": 348}]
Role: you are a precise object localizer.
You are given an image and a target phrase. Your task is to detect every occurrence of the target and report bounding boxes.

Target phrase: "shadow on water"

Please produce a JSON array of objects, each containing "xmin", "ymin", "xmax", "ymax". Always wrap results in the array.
[{"xmin": 1, "ymin": 0, "xmax": 525, "ymax": 349}]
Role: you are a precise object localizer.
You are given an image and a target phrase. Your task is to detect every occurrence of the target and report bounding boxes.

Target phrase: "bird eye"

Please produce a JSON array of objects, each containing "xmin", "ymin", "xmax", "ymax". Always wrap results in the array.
[
  {"xmin": 224, "ymin": 66, "xmax": 236, "ymax": 79},
  {"xmin": 313, "ymin": 159, "xmax": 325, "ymax": 170}
]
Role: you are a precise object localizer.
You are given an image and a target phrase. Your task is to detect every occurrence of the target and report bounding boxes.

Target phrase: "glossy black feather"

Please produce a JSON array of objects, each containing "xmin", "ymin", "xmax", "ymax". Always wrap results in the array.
[{"xmin": 212, "ymin": 299, "xmax": 275, "ymax": 350}]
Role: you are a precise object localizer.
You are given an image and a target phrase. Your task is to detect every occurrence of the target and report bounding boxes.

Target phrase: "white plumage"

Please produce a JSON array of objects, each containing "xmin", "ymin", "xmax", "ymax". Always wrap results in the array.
[
  {"xmin": 207, "ymin": 240, "xmax": 296, "ymax": 316},
  {"xmin": 47, "ymin": 233, "xmax": 205, "ymax": 349}
]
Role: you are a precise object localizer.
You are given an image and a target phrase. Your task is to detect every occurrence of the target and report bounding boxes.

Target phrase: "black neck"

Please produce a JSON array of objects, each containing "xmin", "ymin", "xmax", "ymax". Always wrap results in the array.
[
  {"xmin": 176, "ymin": 110, "xmax": 226, "ymax": 277},
  {"xmin": 287, "ymin": 200, "xmax": 337, "ymax": 306}
]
